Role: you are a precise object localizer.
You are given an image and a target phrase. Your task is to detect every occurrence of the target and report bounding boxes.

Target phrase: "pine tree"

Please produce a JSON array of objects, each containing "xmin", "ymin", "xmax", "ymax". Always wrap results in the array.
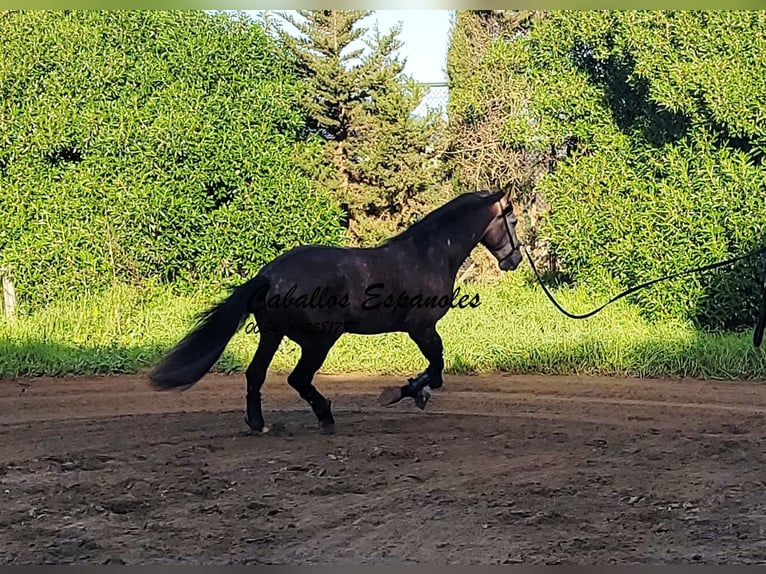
[{"xmin": 275, "ymin": 10, "xmax": 447, "ymax": 246}]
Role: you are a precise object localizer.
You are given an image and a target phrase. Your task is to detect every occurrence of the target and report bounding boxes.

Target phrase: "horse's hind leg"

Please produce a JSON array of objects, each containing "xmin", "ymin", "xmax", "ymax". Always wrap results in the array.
[
  {"xmin": 245, "ymin": 330, "xmax": 283, "ymax": 433},
  {"xmin": 379, "ymin": 326, "xmax": 444, "ymax": 409},
  {"xmin": 287, "ymin": 338, "xmax": 337, "ymax": 434}
]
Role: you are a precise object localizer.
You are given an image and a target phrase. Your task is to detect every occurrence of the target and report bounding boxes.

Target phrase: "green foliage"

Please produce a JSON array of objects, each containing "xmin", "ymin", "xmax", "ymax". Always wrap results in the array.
[
  {"xmin": 446, "ymin": 11, "xmax": 544, "ymax": 192},
  {"xmin": 447, "ymin": 10, "xmax": 766, "ymax": 330},
  {"xmin": 0, "ymin": 11, "xmax": 343, "ymax": 312},
  {"xmin": 275, "ymin": 10, "xmax": 449, "ymax": 246}
]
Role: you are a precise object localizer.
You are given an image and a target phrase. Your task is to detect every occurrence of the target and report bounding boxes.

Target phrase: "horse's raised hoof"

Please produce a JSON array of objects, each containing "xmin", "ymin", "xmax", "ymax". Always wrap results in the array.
[
  {"xmin": 379, "ymin": 386, "xmax": 403, "ymax": 407},
  {"xmin": 414, "ymin": 386, "xmax": 432, "ymax": 411}
]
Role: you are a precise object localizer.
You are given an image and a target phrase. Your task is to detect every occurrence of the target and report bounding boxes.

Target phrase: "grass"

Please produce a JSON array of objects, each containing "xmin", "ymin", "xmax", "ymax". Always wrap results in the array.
[{"xmin": 2, "ymin": 274, "xmax": 766, "ymax": 381}]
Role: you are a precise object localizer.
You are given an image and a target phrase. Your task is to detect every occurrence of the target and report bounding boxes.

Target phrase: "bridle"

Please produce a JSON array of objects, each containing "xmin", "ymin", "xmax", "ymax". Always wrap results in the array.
[{"xmin": 490, "ymin": 194, "xmax": 521, "ymax": 261}]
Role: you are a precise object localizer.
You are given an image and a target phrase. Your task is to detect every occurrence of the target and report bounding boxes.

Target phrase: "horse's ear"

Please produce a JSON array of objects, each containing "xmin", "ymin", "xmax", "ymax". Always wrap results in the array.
[
  {"xmin": 487, "ymin": 189, "xmax": 504, "ymax": 202},
  {"xmin": 500, "ymin": 189, "xmax": 517, "ymax": 215}
]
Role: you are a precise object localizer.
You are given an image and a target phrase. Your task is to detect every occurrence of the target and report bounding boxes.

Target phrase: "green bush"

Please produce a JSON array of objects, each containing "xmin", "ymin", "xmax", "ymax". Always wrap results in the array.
[
  {"xmin": 447, "ymin": 11, "xmax": 766, "ymax": 330},
  {"xmin": 0, "ymin": 11, "xmax": 343, "ymax": 312}
]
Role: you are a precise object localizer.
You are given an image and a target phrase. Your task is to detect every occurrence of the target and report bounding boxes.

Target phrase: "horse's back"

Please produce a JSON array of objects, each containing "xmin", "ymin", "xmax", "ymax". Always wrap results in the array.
[
  {"xmin": 261, "ymin": 244, "xmax": 371, "ymax": 277},
  {"xmin": 254, "ymin": 242, "xmax": 454, "ymax": 335}
]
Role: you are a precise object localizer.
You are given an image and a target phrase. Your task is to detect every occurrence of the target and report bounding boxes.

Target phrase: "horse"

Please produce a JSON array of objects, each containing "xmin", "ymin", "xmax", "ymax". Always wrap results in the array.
[{"xmin": 149, "ymin": 189, "xmax": 523, "ymax": 434}]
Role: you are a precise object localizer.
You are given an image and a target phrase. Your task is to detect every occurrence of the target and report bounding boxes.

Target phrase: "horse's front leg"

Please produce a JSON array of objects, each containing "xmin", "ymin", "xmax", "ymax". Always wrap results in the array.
[
  {"xmin": 409, "ymin": 371, "xmax": 434, "ymax": 411},
  {"xmin": 379, "ymin": 326, "xmax": 444, "ymax": 410}
]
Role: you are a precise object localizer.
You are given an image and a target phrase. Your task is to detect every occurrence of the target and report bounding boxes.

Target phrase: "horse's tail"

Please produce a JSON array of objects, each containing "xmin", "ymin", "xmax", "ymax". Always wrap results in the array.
[{"xmin": 149, "ymin": 275, "xmax": 268, "ymax": 390}]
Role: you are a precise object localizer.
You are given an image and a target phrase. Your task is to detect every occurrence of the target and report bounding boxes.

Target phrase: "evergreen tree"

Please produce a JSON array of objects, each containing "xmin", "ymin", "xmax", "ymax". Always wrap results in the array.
[{"xmin": 275, "ymin": 10, "xmax": 447, "ymax": 246}]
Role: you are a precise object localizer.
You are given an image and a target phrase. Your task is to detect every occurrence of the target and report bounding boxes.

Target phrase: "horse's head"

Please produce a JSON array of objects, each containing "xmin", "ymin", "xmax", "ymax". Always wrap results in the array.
[{"xmin": 481, "ymin": 191, "xmax": 523, "ymax": 271}]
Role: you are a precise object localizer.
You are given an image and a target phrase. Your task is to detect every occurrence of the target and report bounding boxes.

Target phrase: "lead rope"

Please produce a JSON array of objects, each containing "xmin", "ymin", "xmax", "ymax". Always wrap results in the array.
[
  {"xmin": 522, "ymin": 245, "xmax": 766, "ymax": 347},
  {"xmin": 753, "ymin": 249, "xmax": 766, "ymax": 348}
]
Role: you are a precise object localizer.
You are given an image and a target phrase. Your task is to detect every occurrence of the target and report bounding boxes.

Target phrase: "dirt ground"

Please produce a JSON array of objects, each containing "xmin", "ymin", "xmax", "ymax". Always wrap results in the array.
[{"xmin": 1, "ymin": 371, "xmax": 765, "ymax": 565}]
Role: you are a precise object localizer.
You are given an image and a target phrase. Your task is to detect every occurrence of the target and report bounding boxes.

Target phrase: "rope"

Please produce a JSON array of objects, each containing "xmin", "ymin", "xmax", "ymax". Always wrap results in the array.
[{"xmin": 523, "ymin": 245, "xmax": 766, "ymax": 348}]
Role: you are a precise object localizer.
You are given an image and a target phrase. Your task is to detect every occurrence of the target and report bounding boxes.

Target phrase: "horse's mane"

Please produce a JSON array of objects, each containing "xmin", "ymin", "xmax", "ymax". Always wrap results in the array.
[{"xmin": 382, "ymin": 190, "xmax": 503, "ymax": 245}]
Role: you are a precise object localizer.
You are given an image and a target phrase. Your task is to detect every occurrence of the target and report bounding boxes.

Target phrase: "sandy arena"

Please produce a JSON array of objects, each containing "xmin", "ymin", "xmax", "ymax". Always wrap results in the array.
[{"xmin": 1, "ymin": 372, "xmax": 765, "ymax": 564}]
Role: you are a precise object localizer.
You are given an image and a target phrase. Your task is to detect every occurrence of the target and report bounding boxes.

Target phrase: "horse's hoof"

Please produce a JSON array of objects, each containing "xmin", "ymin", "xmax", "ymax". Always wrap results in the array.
[
  {"xmin": 245, "ymin": 415, "xmax": 269, "ymax": 434},
  {"xmin": 414, "ymin": 386, "xmax": 432, "ymax": 411},
  {"xmin": 379, "ymin": 386, "xmax": 403, "ymax": 406},
  {"xmin": 319, "ymin": 421, "xmax": 336, "ymax": 435}
]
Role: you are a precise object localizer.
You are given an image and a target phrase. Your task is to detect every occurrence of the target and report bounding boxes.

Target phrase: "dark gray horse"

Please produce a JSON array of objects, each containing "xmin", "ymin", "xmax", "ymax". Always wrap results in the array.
[{"xmin": 149, "ymin": 190, "xmax": 523, "ymax": 434}]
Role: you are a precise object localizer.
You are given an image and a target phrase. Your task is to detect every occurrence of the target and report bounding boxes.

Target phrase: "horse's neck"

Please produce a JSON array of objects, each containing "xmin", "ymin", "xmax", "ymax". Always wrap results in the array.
[{"xmin": 407, "ymin": 208, "xmax": 492, "ymax": 279}]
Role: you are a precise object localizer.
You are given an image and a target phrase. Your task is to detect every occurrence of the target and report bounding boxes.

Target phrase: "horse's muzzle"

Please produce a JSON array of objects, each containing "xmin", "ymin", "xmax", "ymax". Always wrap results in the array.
[{"xmin": 499, "ymin": 250, "xmax": 523, "ymax": 271}]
